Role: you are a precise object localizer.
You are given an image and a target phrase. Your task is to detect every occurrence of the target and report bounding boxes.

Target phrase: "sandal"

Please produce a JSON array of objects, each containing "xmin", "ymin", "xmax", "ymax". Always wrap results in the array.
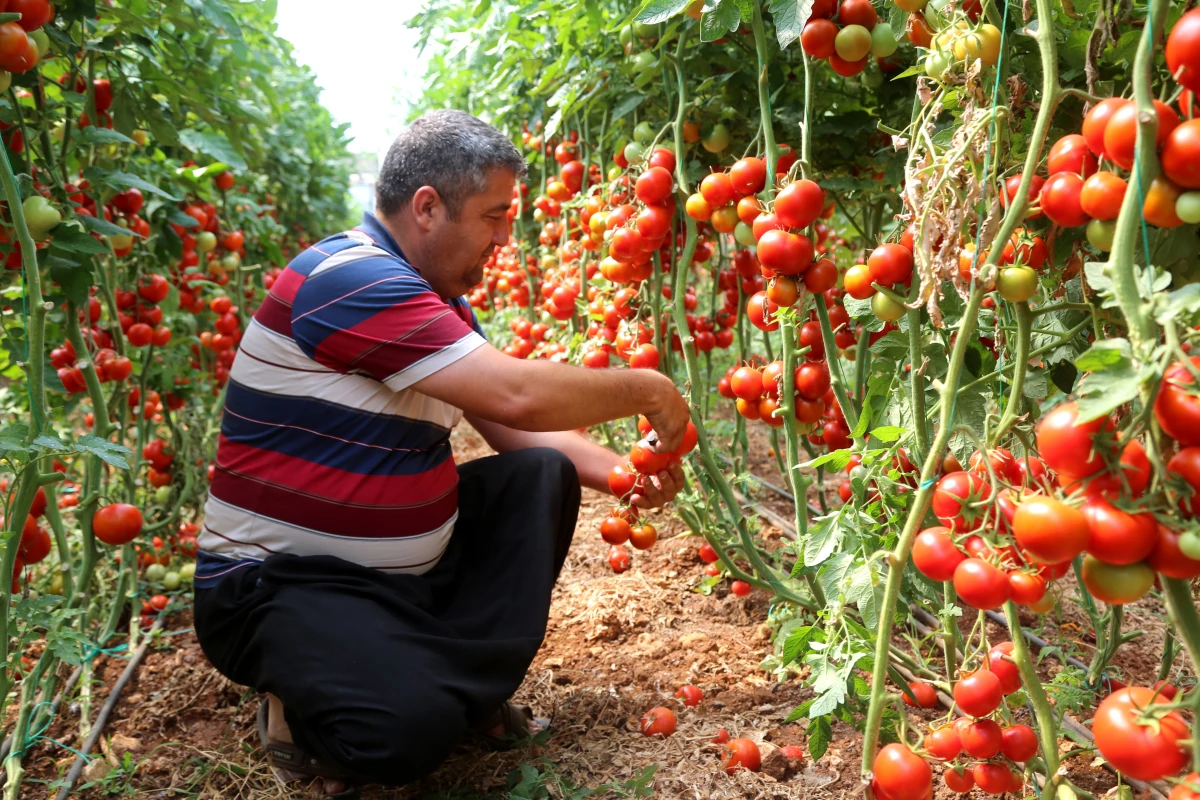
[
  {"xmin": 257, "ymin": 697, "xmax": 359, "ymax": 799},
  {"xmin": 471, "ymin": 701, "xmax": 551, "ymax": 750}
]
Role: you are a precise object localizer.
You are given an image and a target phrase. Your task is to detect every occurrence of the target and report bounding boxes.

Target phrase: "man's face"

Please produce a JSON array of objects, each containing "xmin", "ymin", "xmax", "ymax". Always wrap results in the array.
[{"xmin": 421, "ymin": 168, "xmax": 515, "ymax": 299}]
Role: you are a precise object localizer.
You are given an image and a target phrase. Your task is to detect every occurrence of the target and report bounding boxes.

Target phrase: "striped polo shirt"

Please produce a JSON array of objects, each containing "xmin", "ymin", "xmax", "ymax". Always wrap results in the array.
[{"xmin": 194, "ymin": 213, "xmax": 486, "ymax": 588}]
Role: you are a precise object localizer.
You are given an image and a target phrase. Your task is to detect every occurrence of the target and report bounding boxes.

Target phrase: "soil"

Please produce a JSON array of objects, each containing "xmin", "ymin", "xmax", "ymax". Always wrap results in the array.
[{"xmin": 11, "ymin": 424, "xmax": 1182, "ymax": 800}]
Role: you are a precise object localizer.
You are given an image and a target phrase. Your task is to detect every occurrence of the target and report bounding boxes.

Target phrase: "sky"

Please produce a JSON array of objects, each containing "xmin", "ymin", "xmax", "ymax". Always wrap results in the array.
[{"xmin": 275, "ymin": 0, "xmax": 434, "ymax": 163}]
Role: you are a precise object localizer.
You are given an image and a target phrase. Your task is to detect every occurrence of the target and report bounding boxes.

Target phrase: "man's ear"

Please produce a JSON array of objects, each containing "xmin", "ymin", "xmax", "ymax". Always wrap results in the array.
[{"xmin": 411, "ymin": 186, "xmax": 442, "ymax": 232}]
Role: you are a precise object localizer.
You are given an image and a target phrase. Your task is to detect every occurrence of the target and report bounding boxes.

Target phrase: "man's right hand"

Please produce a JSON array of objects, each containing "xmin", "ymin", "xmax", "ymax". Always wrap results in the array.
[{"xmin": 641, "ymin": 372, "xmax": 691, "ymax": 454}]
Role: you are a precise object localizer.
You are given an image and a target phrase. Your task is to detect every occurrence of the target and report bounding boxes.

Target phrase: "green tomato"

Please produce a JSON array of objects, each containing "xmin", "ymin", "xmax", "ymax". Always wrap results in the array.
[
  {"xmin": 835, "ymin": 24, "xmax": 873, "ymax": 61},
  {"xmin": 1179, "ymin": 530, "xmax": 1200, "ymax": 560},
  {"xmin": 154, "ymin": 485, "xmax": 172, "ymax": 504},
  {"xmin": 222, "ymin": 251, "xmax": 241, "ymax": 271},
  {"xmin": 633, "ymin": 21, "xmax": 658, "ymax": 39},
  {"xmin": 179, "ymin": 562, "xmax": 196, "ymax": 581},
  {"xmin": 619, "ymin": 25, "xmax": 634, "ymax": 46},
  {"xmin": 1081, "ymin": 555, "xmax": 1155, "ymax": 605},
  {"xmin": 145, "ymin": 563, "xmax": 167, "ymax": 583},
  {"xmin": 871, "ymin": 292, "xmax": 906, "ymax": 322},
  {"xmin": 924, "ymin": 52, "xmax": 950, "ymax": 81},
  {"xmin": 734, "ymin": 221, "xmax": 756, "ymax": 246},
  {"xmin": 996, "ymin": 266, "xmax": 1038, "ymax": 302},
  {"xmin": 540, "ymin": 254, "xmax": 557, "ymax": 270},
  {"xmin": 48, "ymin": 572, "xmax": 62, "ymax": 595},
  {"xmin": 1086, "ymin": 218, "xmax": 1116, "ymax": 251},
  {"xmin": 163, "ymin": 571, "xmax": 181, "ymax": 591},
  {"xmin": 196, "ymin": 231, "xmax": 218, "ymax": 253},
  {"xmin": 924, "ymin": 0, "xmax": 951, "ymax": 25},
  {"xmin": 0, "ymin": 71, "xmax": 10, "ymax": 95},
  {"xmin": 633, "ymin": 121, "xmax": 656, "ymax": 145},
  {"xmin": 623, "ymin": 141, "xmax": 645, "ymax": 165},
  {"xmin": 870, "ymin": 23, "xmax": 899, "ymax": 58},
  {"xmin": 632, "ymin": 51, "xmax": 658, "ymax": 74},
  {"xmin": 1176, "ymin": 191, "xmax": 1200, "ymax": 225},
  {"xmin": 702, "ymin": 123, "xmax": 730, "ymax": 153},
  {"xmin": 606, "ymin": 165, "xmax": 623, "ymax": 181},
  {"xmin": 109, "ymin": 232, "xmax": 134, "ymax": 250},
  {"xmin": 30, "ymin": 29, "xmax": 49, "ymax": 57},
  {"xmin": 23, "ymin": 196, "xmax": 61, "ymax": 240}
]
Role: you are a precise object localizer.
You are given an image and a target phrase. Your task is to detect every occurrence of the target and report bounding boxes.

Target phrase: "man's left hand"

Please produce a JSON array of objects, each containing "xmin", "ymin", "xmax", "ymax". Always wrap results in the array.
[{"xmin": 631, "ymin": 461, "xmax": 685, "ymax": 509}]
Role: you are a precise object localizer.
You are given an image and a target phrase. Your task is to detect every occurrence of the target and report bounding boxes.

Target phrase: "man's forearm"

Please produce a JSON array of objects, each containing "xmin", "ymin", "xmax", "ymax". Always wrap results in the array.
[
  {"xmin": 467, "ymin": 419, "xmax": 620, "ymax": 494},
  {"xmin": 502, "ymin": 360, "xmax": 675, "ymax": 434}
]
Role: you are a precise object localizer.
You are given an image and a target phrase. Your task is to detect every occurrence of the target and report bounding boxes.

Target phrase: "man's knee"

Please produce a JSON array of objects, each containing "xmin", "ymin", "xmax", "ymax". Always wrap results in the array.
[
  {"xmin": 301, "ymin": 694, "xmax": 468, "ymax": 786},
  {"xmin": 519, "ymin": 446, "xmax": 578, "ymax": 490}
]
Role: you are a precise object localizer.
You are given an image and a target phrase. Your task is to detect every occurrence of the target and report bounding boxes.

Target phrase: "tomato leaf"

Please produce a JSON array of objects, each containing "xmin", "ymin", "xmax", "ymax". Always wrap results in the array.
[
  {"xmin": 610, "ymin": 92, "xmax": 647, "ymax": 122},
  {"xmin": 1074, "ymin": 338, "xmax": 1131, "ymax": 372},
  {"xmin": 767, "ymin": 0, "xmax": 814, "ymax": 48},
  {"xmin": 31, "ymin": 434, "xmax": 68, "ymax": 452},
  {"xmin": 804, "ymin": 510, "xmax": 847, "ymax": 567},
  {"xmin": 74, "ymin": 434, "xmax": 132, "ymax": 470},
  {"xmin": 782, "ymin": 625, "xmax": 819, "ymax": 665},
  {"xmin": 73, "ymin": 127, "xmax": 135, "ymax": 146},
  {"xmin": 1156, "ymin": 283, "xmax": 1200, "ymax": 327},
  {"xmin": 869, "ymin": 425, "xmax": 905, "ymax": 443},
  {"xmin": 1074, "ymin": 363, "xmax": 1154, "ymax": 423},
  {"xmin": 635, "ymin": 0, "xmax": 693, "ymax": 24},
  {"xmin": 801, "ymin": 447, "xmax": 853, "ymax": 471},
  {"xmin": 48, "ymin": 225, "xmax": 111, "ymax": 256},
  {"xmin": 84, "ymin": 168, "xmax": 179, "ymax": 201},
  {"xmin": 806, "ymin": 715, "xmax": 833, "ymax": 761},
  {"xmin": 77, "ymin": 214, "xmax": 131, "ymax": 237},
  {"xmin": 700, "ymin": 0, "xmax": 740, "ymax": 41},
  {"xmin": 178, "ymin": 129, "xmax": 248, "ymax": 171}
]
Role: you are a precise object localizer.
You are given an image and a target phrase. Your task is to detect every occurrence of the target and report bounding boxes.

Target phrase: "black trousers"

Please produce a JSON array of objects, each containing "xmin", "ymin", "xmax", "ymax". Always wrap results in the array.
[{"xmin": 193, "ymin": 448, "xmax": 580, "ymax": 786}]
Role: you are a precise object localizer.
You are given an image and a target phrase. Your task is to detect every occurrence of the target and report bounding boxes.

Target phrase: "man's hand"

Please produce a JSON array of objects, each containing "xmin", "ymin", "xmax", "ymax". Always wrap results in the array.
[
  {"xmin": 642, "ymin": 372, "xmax": 691, "ymax": 454},
  {"xmin": 631, "ymin": 460, "xmax": 685, "ymax": 510}
]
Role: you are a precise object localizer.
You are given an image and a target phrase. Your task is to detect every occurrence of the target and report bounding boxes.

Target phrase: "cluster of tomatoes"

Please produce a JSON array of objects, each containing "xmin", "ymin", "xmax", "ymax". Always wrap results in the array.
[
  {"xmin": 0, "ymin": 0, "xmax": 54, "ymax": 80},
  {"xmin": 799, "ymin": 0, "xmax": 902, "ymax": 77},
  {"xmin": 603, "ymin": 417, "xmax": 698, "ymax": 571},
  {"xmin": 11, "ymin": 482, "xmax": 56, "ymax": 592},
  {"xmin": 696, "ymin": 539, "xmax": 752, "ymax": 596},
  {"xmin": 640, "ymin": 686, "xmax": 790, "ymax": 775},
  {"xmin": 716, "ymin": 355, "xmax": 839, "ymax": 436}
]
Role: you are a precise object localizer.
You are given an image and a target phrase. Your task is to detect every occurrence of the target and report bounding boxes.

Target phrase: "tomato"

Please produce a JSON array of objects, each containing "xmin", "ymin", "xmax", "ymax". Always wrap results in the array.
[
  {"xmin": 676, "ymin": 684, "xmax": 703, "ymax": 706},
  {"xmin": 608, "ymin": 545, "xmax": 631, "ymax": 573},
  {"xmin": 1144, "ymin": 175, "xmax": 1185, "ymax": 228},
  {"xmin": 834, "ymin": 24, "xmax": 873, "ymax": 61},
  {"xmin": 640, "ymin": 706, "xmax": 676, "ymax": 738},
  {"xmin": 1093, "ymin": 686, "xmax": 1190, "ymax": 781},
  {"xmin": 1168, "ymin": 8, "xmax": 1200, "ymax": 91},
  {"xmin": 985, "ymin": 641, "xmax": 1021, "ymax": 694},
  {"xmin": 1148, "ymin": 523, "xmax": 1200, "ymax": 579},
  {"xmin": 700, "ymin": 172, "xmax": 734, "ymax": 207},
  {"xmin": 723, "ymin": 738, "xmax": 762, "ymax": 773},
  {"xmin": 757, "ymin": 229, "xmax": 813, "ymax": 276},
  {"xmin": 1000, "ymin": 723, "xmax": 1038, "ymax": 762},
  {"xmin": 1012, "ymin": 496, "xmax": 1088, "ymax": 564},
  {"xmin": 968, "ymin": 447, "xmax": 1021, "ymax": 484},
  {"xmin": 698, "ymin": 542, "xmax": 720, "ymax": 563},
  {"xmin": 138, "ymin": 273, "xmax": 170, "ymax": 303},
  {"xmin": 1082, "ymin": 97, "xmax": 1131, "ymax": 157},
  {"xmin": 996, "ymin": 266, "xmax": 1037, "ymax": 302},
  {"xmin": 953, "ymin": 558, "xmax": 1010, "ymax": 609},
  {"xmin": 943, "ymin": 769, "xmax": 974, "ymax": 793},
  {"xmin": 1036, "ymin": 402, "xmax": 1112, "ymax": 477},
  {"xmin": 1047, "ymin": 134, "xmax": 1097, "ymax": 177},
  {"xmin": 1105, "ymin": 100, "xmax": 1181, "ymax": 171},
  {"xmin": 598, "ymin": 514, "xmax": 634, "ymax": 546},
  {"xmin": 953, "ymin": 669, "xmax": 1003, "ymax": 717},
  {"xmin": 730, "ymin": 366, "xmax": 764, "ymax": 401},
  {"xmin": 960, "ymin": 719, "xmax": 1002, "ymax": 758},
  {"xmin": 973, "ymin": 763, "xmax": 1012, "ymax": 795},
  {"xmin": 630, "ymin": 443, "xmax": 670, "ymax": 475},
  {"xmin": 730, "ymin": 579, "xmax": 751, "ymax": 596},
  {"xmin": 728, "ymin": 157, "xmax": 765, "ymax": 195},
  {"xmin": 1171, "ymin": 774, "xmax": 1200, "ymax": 800},
  {"xmin": 1039, "ymin": 172, "xmax": 1089, "ymax": 227},
  {"xmin": 804, "ymin": 258, "xmax": 838, "ymax": 293},
  {"xmin": 872, "ymin": 743, "xmax": 931, "ymax": 800},
  {"xmin": 608, "ymin": 464, "xmax": 637, "ymax": 499},
  {"xmin": 1080, "ymin": 438, "xmax": 1151, "ymax": 499},
  {"xmin": 747, "ymin": 291, "xmax": 780, "ymax": 331},
  {"xmin": 926, "ymin": 725, "xmax": 961, "ymax": 760},
  {"xmin": 1082, "ymin": 495, "xmax": 1158, "ymax": 565},
  {"xmin": 843, "ymin": 264, "xmax": 875, "ymax": 299},
  {"xmin": 899, "ymin": 679, "xmax": 937, "ymax": 708},
  {"xmin": 911, "ymin": 527, "xmax": 965, "ymax": 581},
  {"xmin": 92, "ymin": 503, "xmax": 144, "ymax": 546},
  {"xmin": 1081, "ymin": 555, "xmax": 1155, "ymax": 605},
  {"xmin": 796, "ymin": 361, "xmax": 831, "ymax": 401},
  {"xmin": 867, "ymin": 243, "xmax": 913, "ymax": 287},
  {"xmin": 671, "ymin": 420, "xmax": 698, "ymax": 459},
  {"xmin": 1003, "ymin": 174, "xmax": 1046, "ymax": 218},
  {"xmin": 1156, "ymin": 358, "xmax": 1200, "ymax": 446},
  {"xmin": 775, "ymin": 179, "xmax": 825, "ymax": 229},
  {"xmin": 1008, "ymin": 571, "xmax": 1047, "ymax": 605},
  {"xmin": 19, "ymin": 519, "xmax": 51, "ymax": 564},
  {"xmin": 1080, "ymin": 171, "xmax": 1128, "ymax": 220},
  {"xmin": 9, "ymin": 0, "xmax": 52, "ymax": 31},
  {"xmin": 932, "ymin": 471, "xmax": 990, "ymax": 532}
]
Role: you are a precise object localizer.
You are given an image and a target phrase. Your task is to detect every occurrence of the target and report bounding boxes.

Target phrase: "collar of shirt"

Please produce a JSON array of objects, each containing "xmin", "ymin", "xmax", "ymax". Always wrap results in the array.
[{"xmin": 356, "ymin": 212, "xmax": 408, "ymax": 262}]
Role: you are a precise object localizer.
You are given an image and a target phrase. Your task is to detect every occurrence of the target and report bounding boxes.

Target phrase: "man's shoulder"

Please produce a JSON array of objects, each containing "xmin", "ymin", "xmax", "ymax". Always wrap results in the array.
[{"xmin": 287, "ymin": 230, "xmax": 420, "ymax": 283}]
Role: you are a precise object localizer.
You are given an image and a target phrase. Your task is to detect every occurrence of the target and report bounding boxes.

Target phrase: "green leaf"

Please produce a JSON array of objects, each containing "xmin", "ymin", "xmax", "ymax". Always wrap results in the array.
[
  {"xmin": 700, "ymin": 0, "xmax": 740, "ymax": 41},
  {"xmin": 1157, "ymin": 283, "xmax": 1200, "ymax": 326},
  {"xmin": 806, "ymin": 716, "xmax": 832, "ymax": 761},
  {"xmin": 804, "ymin": 510, "xmax": 847, "ymax": 567},
  {"xmin": 1074, "ymin": 337, "xmax": 1131, "ymax": 372},
  {"xmin": 74, "ymin": 127, "xmax": 135, "ymax": 146},
  {"xmin": 818, "ymin": 551, "xmax": 855, "ymax": 600},
  {"xmin": 85, "ymin": 168, "xmax": 179, "ymax": 201},
  {"xmin": 610, "ymin": 92, "xmax": 647, "ymax": 122},
  {"xmin": 47, "ymin": 256, "xmax": 94, "ymax": 306},
  {"xmin": 0, "ymin": 437, "xmax": 28, "ymax": 456},
  {"xmin": 801, "ymin": 448, "xmax": 853, "ymax": 471},
  {"xmin": 767, "ymin": 0, "xmax": 814, "ymax": 47},
  {"xmin": 48, "ymin": 224, "xmax": 110, "ymax": 255},
  {"xmin": 178, "ymin": 128, "xmax": 248, "ymax": 170},
  {"xmin": 32, "ymin": 434, "xmax": 67, "ymax": 451},
  {"xmin": 77, "ymin": 214, "xmax": 131, "ymax": 237},
  {"xmin": 785, "ymin": 698, "xmax": 814, "ymax": 723},
  {"xmin": 782, "ymin": 625, "xmax": 817, "ymax": 664},
  {"xmin": 636, "ymin": 0, "xmax": 693, "ymax": 24},
  {"xmin": 74, "ymin": 434, "xmax": 132, "ymax": 469},
  {"xmin": 1074, "ymin": 364, "xmax": 1154, "ymax": 423},
  {"xmin": 869, "ymin": 425, "xmax": 905, "ymax": 443},
  {"xmin": 183, "ymin": 0, "xmax": 244, "ymax": 40}
]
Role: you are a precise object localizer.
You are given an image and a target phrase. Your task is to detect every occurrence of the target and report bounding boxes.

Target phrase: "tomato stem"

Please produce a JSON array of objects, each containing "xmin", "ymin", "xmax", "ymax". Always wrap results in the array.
[
  {"xmin": 991, "ymin": 300, "xmax": 1032, "ymax": 446},
  {"xmin": 1003, "ymin": 600, "xmax": 1063, "ymax": 794}
]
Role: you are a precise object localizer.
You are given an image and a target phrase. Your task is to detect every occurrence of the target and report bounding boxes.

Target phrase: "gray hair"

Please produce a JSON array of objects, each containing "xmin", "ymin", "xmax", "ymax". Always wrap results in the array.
[{"xmin": 376, "ymin": 110, "xmax": 527, "ymax": 220}]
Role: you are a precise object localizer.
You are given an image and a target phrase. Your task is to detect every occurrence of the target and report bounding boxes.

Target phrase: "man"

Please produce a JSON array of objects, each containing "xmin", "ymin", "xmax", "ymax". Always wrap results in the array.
[{"xmin": 192, "ymin": 109, "xmax": 691, "ymax": 797}]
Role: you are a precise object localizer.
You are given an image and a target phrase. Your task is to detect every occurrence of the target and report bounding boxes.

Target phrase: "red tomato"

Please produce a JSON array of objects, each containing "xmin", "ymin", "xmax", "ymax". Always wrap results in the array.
[
  {"xmin": 92, "ymin": 503, "xmax": 144, "ymax": 546},
  {"xmin": 960, "ymin": 719, "xmax": 1002, "ymax": 758},
  {"xmin": 925, "ymin": 725, "xmax": 962, "ymax": 761},
  {"xmin": 1092, "ymin": 686, "xmax": 1190, "ymax": 782},
  {"xmin": 698, "ymin": 542, "xmax": 720, "ymax": 563},
  {"xmin": 1148, "ymin": 523, "xmax": 1200, "ymax": 579},
  {"xmin": 1082, "ymin": 97, "xmax": 1131, "ymax": 157},
  {"xmin": 629, "ymin": 443, "xmax": 669, "ymax": 475},
  {"xmin": 18, "ymin": 519, "xmax": 51, "ymax": 564},
  {"xmin": 973, "ymin": 763, "xmax": 1013, "ymax": 795},
  {"xmin": 871, "ymin": 743, "xmax": 931, "ymax": 800},
  {"xmin": 608, "ymin": 464, "xmax": 638, "ymax": 499},
  {"xmin": 1162, "ymin": 119, "xmax": 1200, "ymax": 189},
  {"xmin": 728, "ymin": 157, "xmax": 766, "ymax": 195},
  {"xmin": 953, "ymin": 558, "xmax": 1011, "ymax": 610},
  {"xmin": 731, "ymin": 366, "xmax": 764, "ymax": 401},
  {"xmin": 730, "ymin": 580, "xmax": 751, "ymax": 597},
  {"xmin": 1008, "ymin": 571, "xmax": 1047, "ymax": 606},
  {"xmin": 1082, "ymin": 495, "xmax": 1158, "ymax": 565},
  {"xmin": 640, "ymin": 706, "xmax": 677, "ymax": 738},
  {"xmin": 1036, "ymin": 401, "xmax": 1112, "ymax": 477},
  {"xmin": 609, "ymin": 545, "xmax": 631, "ymax": 573},
  {"xmin": 1167, "ymin": 8, "xmax": 1200, "ymax": 92},
  {"xmin": 932, "ymin": 471, "xmax": 991, "ymax": 532},
  {"xmin": 1155, "ymin": 358, "xmax": 1200, "ymax": 446},
  {"xmin": 723, "ymin": 738, "xmax": 762, "ymax": 773},
  {"xmin": 953, "ymin": 670, "xmax": 1003, "ymax": 717},
  {"xmin": 944, "ymin": 768, "xmax": 974, "ymax": 793},
  {"xmin": 1047, "ymin": 134, "xmax": 1097, "ymax": 177},
  {"xmin": 867, "ymin": 243, "xmax": 913, "ymax": 287},
  {"xmin": 1104, "ymin": 100, "xmax": 1180, "ymax": 171},
  {"xmin": 911, "ymin": 527, "xmax": 965, "ymax": 581},
  {"xmin": 795, "ymin": 361, "xmax": 831, "ymax": 401},
  {"xmin": 1039, "ymin": 172, "xmax": 1089, "ymax": 227},
  {"xmin": 1080, "ymin": 171, "xmax": 1128, "ymax": 220},
  {"xmin": 775, "ymin": 179, "xmax": 825, "ymax": 228},
  {"xmin": 676, "ymin": 685, "xmax": 703, "ymax": 706},
  {"xmin": 1012, "ymin": 496, "xmax": 1089, "ymax": 565},
  {"xmin": 901, "ymin": 680, "xmax": 938, "ymax": 708},
  {"xmin": 600, "ymin": 516, "xmax": 631, "ymax": 545},
  {"xmin": 1001, "ymin": 724, "xmax": 1039, "ymax": 762}
]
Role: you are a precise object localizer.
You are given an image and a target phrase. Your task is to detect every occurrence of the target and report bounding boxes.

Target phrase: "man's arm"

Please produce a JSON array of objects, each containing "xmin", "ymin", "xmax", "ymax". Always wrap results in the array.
[
  {"xmin": 465, "ymin": 416, "xmax": 684, "ymax": 508},
  {"xmin": 413, "ymin": 342, "xmax": 691, "ymax": 452}
]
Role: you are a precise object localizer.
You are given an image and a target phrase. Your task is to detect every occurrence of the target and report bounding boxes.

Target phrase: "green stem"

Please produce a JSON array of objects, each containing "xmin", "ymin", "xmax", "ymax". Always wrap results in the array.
[
  {"xmin": 1004, "ymin": 600, "xmax": 1062, "ymax": 796},
  {"xmin": 907, "ymin": 307, "xmax": 928, "ymax": 460},
  {"xmin": 991, "ymin": 301, "xmax": 1032, "ymax": 446},
  {"xmin": 814, "ymin": 296, "xmax": 860, "ymax": 433}
]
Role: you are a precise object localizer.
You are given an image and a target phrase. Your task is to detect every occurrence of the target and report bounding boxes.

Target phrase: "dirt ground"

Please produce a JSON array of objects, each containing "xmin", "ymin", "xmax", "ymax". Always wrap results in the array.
[{"xmin": 12, "ymin": 423, "xmax": 1183, "ymax": 800}]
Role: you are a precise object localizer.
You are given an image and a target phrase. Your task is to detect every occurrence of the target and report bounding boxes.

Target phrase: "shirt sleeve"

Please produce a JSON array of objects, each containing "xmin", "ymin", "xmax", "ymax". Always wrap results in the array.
[{"xmin": 291, "ymin": 255, "xmax": 486, "ymax": 392}]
